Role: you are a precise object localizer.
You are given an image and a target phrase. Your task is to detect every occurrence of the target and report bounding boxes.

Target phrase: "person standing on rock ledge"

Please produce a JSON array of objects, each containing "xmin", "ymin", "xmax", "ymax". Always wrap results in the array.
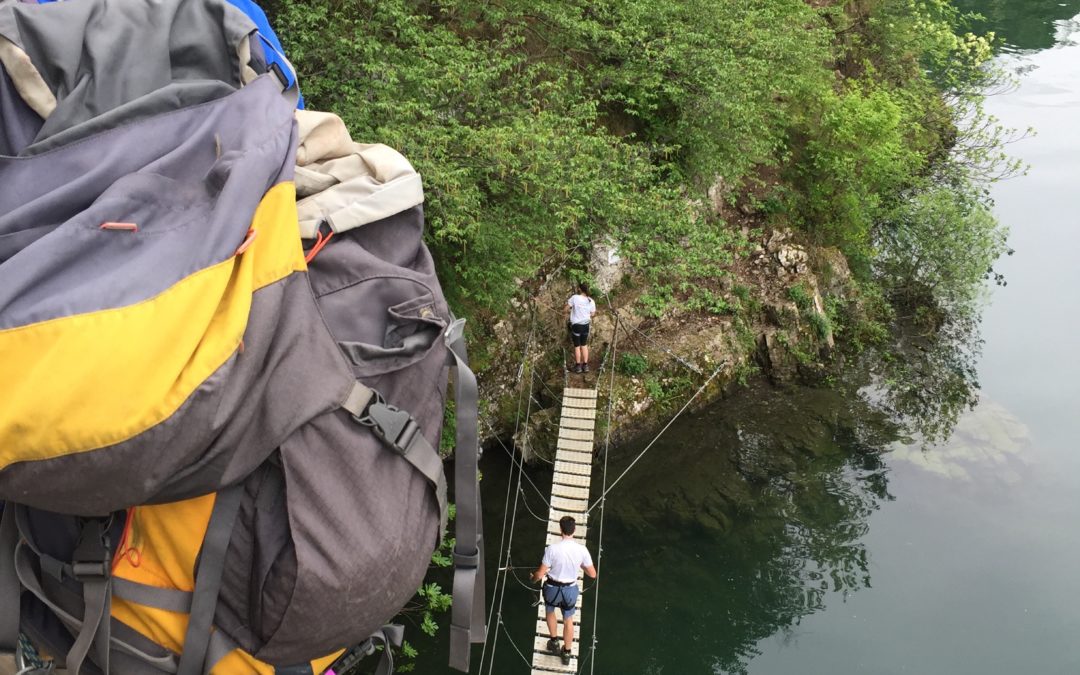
[
  {"xmin": 531, "ymin": 516, "xmax": 598, "ymax": 665},
  {"xmin": 566, "ymin": 283, "xmax": 597, "ymax": 373}
]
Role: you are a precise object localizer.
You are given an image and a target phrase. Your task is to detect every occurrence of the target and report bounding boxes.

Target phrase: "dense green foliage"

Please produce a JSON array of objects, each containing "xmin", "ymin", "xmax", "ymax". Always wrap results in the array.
[
  {"xmin": 271, "ymin": 0, "xmax": 1008, "ymax": 332},
  {"xmin": 268, "ymin": 0, "xmax": 1015, "ymax": 449}
]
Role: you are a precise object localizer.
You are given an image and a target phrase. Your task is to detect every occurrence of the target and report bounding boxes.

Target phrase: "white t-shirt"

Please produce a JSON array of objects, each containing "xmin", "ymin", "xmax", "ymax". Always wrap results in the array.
[
  {"xmin": 542, "ymin": 538, "xmax": 594, "ymax": 583},
  {"xmin": 567, "ymin": 294, "xmax": 596, "ymax": 325}
]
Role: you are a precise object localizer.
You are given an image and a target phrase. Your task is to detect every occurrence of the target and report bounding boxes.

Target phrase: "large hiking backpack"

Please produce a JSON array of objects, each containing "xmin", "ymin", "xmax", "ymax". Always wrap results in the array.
[{"xmin": 0, "ymin": 1, "xmax": 485, "ymax": 673}]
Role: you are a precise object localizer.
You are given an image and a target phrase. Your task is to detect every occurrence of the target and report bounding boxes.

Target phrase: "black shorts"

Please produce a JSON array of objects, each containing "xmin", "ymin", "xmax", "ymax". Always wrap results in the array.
[{"xmin": 569, "ymin": 322, "xmax": 590, "ymax": 347}]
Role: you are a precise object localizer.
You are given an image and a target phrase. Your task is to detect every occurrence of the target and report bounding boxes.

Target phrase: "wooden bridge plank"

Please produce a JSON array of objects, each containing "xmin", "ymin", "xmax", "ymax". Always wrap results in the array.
[
  {"xmin": 555, "ymin": 449, "xmax": 592, "ymax": 465},
  {"xmin": 551, "ymin": 483, "xmax": 590, "ymax": 500},
  {"xmin": 550, "ymin": 495, "xmax": 588, "ymax": 513},
  {"xmin": 556, "ymin": 438, "xmax": 593, "ymax": 453},
  {"xmin": 553, "ymin": 459, "xmax": 591, "ymax": 476},
  {"xmin": 559, "ymin": 428, "xmax": 594, "ymax": 442},
  {"xmin": 561, "ymin": 416, "xmax": 595, "ymax": 431},
  {"xmin": 562, "ymin": 400, "xmax": 596, "ymax": 413},
  {"xmin": 552, "ymin": 472, "xmax": 591, "ymax": 488},
  {"xmin": 560, "ymin": 406, "xmax": 596, "ymax": 420},
  {"xmin": 564, "ymin": 387, "xmax": 596, "ymax": 398}
]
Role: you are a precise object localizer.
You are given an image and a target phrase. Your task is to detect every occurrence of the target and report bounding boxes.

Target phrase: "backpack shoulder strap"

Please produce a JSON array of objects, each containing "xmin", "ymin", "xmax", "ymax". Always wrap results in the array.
[{"xmin": 0, "ymin": 504, "xmax": 19, "ymax": 665}]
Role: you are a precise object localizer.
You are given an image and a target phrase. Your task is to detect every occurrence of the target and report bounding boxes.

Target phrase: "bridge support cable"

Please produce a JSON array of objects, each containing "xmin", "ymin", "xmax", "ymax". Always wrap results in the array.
[
  {"xmin": 586, "ymin": 301, "xmax": 620, "ymax": 675},
  {"xmin": 585, "ymin": 363, "xmax": 725, "ymax": 516},
  {"xmin": 480, "ymin": 307, "xmax": 541, "ymax": 674}
]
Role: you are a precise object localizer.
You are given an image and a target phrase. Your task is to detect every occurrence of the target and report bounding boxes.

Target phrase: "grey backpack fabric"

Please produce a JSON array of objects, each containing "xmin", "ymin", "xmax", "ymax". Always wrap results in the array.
[
  {"xmin": 218, "ymin": 189, "xmax": 483, "ymax": 665},
  {"xmin": 0, "ymin": 1, "xmax": 485, "ymax": 672}
]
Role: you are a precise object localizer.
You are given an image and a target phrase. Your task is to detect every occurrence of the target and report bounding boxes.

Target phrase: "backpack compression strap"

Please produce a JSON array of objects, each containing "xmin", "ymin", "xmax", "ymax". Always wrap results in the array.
[
  {"xmin": 342, "ymin": 385, "xmax": 449, "ymax": 540},
  {"xmin": 444, "ymin": 319, "xmax": 486, "ymax": 673},
  {"xmin": 9, "ymin": 505, "xmax": 180, "ymax": 673},
  {"xmin": 341, "ymin": 318, "xmax": 486, "ymax": 673}
]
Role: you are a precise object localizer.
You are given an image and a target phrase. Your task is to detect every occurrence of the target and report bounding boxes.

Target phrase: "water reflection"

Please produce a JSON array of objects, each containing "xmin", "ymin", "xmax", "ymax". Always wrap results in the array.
[
  {"xmin": 889, "ymin": 398, "xmax": 1032, "ymax": 482},
  {"xmin": 868, "ymin": 314, "xmax": 984, "ymax": 444},
  {"xmin": 954, "ymin": 0, "xmax": 1080, "ymax": 50},
  {"xmin": 596, "ymin": 383, "xmax": 898, "ymax": 674}
]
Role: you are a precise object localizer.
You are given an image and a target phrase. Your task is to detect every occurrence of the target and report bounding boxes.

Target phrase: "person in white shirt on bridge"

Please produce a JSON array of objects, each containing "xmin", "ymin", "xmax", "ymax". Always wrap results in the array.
[
  {"xmin": 565, "ymin": 284, "xmax": 597, "ymax": 373},
  {"xmin": 531, "ymin": 516, "xmax": 598, "ymax": 665}
]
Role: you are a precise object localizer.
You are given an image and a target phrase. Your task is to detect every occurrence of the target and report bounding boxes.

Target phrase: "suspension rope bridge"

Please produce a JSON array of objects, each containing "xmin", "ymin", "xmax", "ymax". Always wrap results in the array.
[
  {"xmin": 529, "ymin": 385, "xmax": 596, "ymax": 673},
  {"xmin": 478, "ymin": 279, "xmax": 722, "ymax": 674}
]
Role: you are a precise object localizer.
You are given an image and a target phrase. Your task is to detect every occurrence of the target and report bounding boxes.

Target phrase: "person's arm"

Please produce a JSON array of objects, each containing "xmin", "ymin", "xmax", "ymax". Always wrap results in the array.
[
  {"xmin": 583, "ymin": 563, "xmax": 597, "ymax": 579},
  {"xmin": 531, "ymin": 562, "xmax": 550, "ymax": 583},
  {"xmin": 565, "ymin": 298, "xmax": 572, "ymax": 321}
]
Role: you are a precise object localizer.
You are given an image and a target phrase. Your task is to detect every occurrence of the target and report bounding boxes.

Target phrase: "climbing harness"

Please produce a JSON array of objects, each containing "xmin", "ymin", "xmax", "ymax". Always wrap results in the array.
[{"xmin": 541, "ymin": 580, "xmax": 578, "ymax": 612}]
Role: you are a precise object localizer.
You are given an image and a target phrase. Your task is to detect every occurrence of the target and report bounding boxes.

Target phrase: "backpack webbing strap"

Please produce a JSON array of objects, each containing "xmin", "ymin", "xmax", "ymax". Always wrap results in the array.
[
  {"xmin": 112, "ymin": 577, "xmax": 193, "ymax": 614},
  {"xmin": 367, "ymin": 624, "xmax": 404, "ymax": 675},
  {"xmin": 342, "ymin": 382, "xmax": 449, "ymax": 539},
  {"xmin": 67, "ymin": 518, "xmax": 113, "ymax": 675},
  {"xmin": 444, "ymin": 319, "xmax": 486, "ymax": 672},
  {"xmin": 0, "ymin": 504, "xmax": 19, "ymax": 661},
  {"xmin": 176, "ymin": 486, "xmax": 243, "ymax": 675},
  {"xmin": 320, "ymin": 624, "xmax": 402, "ymax": 675},
  {"xmin": 12, "ymin": 509, "xmax": 117, "ymax": 674},
  {"xmin": 201, "ymin": 630, "xmax": 238, "ymax": 675},
  {"xmin": 12, "ymin": 540, "xmax": 178, "ymax": 673},
  {"xmin": 13, "ymin": 541, "xmax": 179, "ymax": 673},
  {"xmin": 274, "ymin": 664, "xmax": 313, "ymax": 675}
]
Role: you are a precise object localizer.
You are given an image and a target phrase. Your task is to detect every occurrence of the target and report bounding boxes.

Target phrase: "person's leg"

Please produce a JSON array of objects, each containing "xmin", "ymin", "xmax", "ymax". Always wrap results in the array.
[
  {"xmin": 560, "ymin": 584, "xmax": 579, "ymax": 659},
  {"xmin": 581, "ymin": 325, "xmax": 591, "ymax": 370},
  {"xmin": 546, "ymin": 610, "xmax": 559, "ymax": 640},
  {"xmin": 572, "ymin": 326, "xmax": 585, "ymax": 366},
  {"xmin": 543, "ymin": 585, "xmax": 561, "ymax": 650}
]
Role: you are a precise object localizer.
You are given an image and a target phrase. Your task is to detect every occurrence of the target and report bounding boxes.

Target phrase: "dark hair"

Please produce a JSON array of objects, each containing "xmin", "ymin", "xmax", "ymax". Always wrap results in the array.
[
  {"xmin": 577, "ymin": 283, "xmax": 590, "ymax": 298},
  {"xmin": 559, "ymin": 516, "xmax": 576, "ymax": 535}
]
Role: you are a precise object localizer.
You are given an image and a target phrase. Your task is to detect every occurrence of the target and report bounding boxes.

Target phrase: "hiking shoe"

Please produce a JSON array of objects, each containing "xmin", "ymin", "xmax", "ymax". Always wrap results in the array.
[
  {"xmin": 547, "ymin": 638, "xmax": 561, "ymax": 654},
  {"xmin": 583, "ymin": 363, "xmax": 590, "ymax": 372},
  {"xmin": 574, "ymin": 364, "xmax": 583, "ymax": 373},
  {"xmin": 561, "ymin": 648, "xmax": 572, "ymax": 665}
]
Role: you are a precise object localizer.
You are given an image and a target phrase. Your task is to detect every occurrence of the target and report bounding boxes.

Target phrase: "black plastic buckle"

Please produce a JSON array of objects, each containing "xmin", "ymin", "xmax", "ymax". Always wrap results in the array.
[
  {"xmin": 72, "ymin": 519, "xmax": 111, "ymax": 580},
  {"xmin": 325, "ymin": 638, "xmax": 375, "ymax": 674},
  {"xmin": 362, "ymin": 401, "xmax": 420, "ymax": 455},
  {"xmin": 268, "ymin": 61, "xmax": 290, "ymax": 90}
]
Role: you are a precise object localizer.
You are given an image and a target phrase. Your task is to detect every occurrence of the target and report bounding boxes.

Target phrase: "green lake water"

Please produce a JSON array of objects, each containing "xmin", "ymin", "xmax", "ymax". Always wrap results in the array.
[{"xmin": 412, "ymin": 3, "xmax": 1080, "ymax": 673}]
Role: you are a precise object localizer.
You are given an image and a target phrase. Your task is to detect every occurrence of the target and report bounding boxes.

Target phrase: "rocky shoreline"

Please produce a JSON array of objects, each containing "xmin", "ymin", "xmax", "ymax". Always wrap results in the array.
[{"xmin": 475, "ymin": 220, "xmax": 863, "ymax": 463}]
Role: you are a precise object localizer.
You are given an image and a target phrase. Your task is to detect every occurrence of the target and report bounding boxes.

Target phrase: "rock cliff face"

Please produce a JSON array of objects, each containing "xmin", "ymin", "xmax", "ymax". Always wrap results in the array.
[{"xmin": 475, "ymin": 227, "xmax": 859, "ymax": 463}]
